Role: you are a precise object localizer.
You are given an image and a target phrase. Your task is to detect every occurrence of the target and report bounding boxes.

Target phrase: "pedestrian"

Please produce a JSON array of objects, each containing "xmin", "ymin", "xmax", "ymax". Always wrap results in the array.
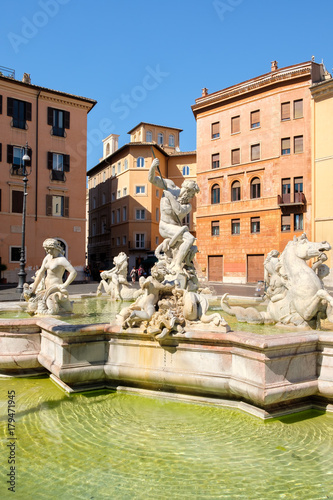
[
  {"xmin": 138, "ymin": 265, "xmax": 144, "ymax": 278},
  {"xmin": 84, "ymin": 264, "xmax": 91, "ymax": 283},
  {"xmin": 130, "ymin": 266, "xmax": 137, "ymax": 283}
]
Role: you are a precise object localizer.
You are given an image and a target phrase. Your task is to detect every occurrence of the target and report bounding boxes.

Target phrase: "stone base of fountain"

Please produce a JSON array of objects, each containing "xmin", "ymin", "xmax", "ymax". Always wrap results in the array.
[{"xmin": 1, "ymin": 316, "xmax": 333, "ymax": 419}]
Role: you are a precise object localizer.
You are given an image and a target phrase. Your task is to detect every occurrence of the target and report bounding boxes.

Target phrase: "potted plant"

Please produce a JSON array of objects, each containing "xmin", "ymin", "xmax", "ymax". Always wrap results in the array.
[{"xmin": 0, "ymin": 263, "xmax": 7, "ymax": 284}]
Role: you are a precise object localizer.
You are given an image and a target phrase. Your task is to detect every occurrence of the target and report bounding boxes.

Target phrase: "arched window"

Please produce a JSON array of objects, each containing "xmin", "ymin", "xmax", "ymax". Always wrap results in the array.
[
  {"xmin": 146, "ymin": 130, "xmax": 152, "ymax": 142},
  {"xmin": 158, "ymin": 133, "xmax": 164, "ymax": 145},
  {"xmin": 182, "ymin": 165, "xmax": 190, "ymax": 176},
  {"xmin": 106, "ymin": 143, "xmax": 110, "ymax": 156},
  {"xmin": 250, "ymin": 177, "xmax": 261, "ymax": 199},
  {"xmin": 169, "ymin": 134, "xmax": 175, "ymax": 147},
  {"xmin": 231, "ymin": 180, "xmax": 241, "ymax": 201},
  {"xmin": 124, "ymin": 159, "xmax": 128, "ymax": 170},
  {"xmin": 137, "ymin": 157, "xmax": 145, "ymax": 168},
  {"xmin": 211, "ymin": 184, "xmax": 220, "ymax": 204}
]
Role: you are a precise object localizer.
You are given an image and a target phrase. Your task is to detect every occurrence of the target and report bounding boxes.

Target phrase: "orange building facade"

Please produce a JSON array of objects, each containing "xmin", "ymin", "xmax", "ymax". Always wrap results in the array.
[
  {"xmin": 87, "ymin": 122, "xmax": 196, "ymax": 278},
  {"xmin": 0, "ymin": 69, "xmax": 96, "ymax": 283},
  {"xmin": 192, "ymin": 61, "xmax": 327, "ymax": 283}
]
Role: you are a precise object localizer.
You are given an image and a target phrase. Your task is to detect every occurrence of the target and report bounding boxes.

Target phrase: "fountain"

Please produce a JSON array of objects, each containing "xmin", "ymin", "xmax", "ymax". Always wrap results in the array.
[{"xmin": 1, "ymin": 159, "xmax": 333, "ymax": 423}]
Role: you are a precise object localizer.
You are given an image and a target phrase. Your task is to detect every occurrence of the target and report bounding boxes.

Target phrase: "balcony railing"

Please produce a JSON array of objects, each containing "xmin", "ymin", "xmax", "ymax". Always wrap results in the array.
[
  {"xmin": 128, "ymin": 241, "xmax": 151, "ymax": 251},
  {"xmin": 278, "ymin": 192, "xmax": 305, "ymax": 206}
]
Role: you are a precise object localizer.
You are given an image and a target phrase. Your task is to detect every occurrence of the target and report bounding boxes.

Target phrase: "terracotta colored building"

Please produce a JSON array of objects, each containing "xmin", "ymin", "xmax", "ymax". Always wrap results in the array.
[
  {"xmin": 0, "ymin": 68, "xmax": 96, "ymax": 283},
  {"xmin": 192, "ymin": 60, "xmax": 328, "ymax": 283},
  {"xmin": 87, "ymin": 122, "xmax": 196, "ymax": 277}
]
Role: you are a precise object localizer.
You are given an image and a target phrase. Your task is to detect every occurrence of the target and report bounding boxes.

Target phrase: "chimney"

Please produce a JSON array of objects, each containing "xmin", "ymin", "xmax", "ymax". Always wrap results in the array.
[
  {"xmin": 22, "ymin": 73, "xmax": 31, "ymax": 84},
  {"xmin": 271, "ymin": 61, "xmax": 278, "ymax": 72},
  {"xmin": 202, "ymin": 87, "xmax": 208, "ymax": 97}
]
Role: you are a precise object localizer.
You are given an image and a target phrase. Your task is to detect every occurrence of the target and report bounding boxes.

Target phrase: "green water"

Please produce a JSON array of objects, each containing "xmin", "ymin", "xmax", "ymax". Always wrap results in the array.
[{"xmin": 0, "ymin": 377, "xmax": 333, "ymax": 499}]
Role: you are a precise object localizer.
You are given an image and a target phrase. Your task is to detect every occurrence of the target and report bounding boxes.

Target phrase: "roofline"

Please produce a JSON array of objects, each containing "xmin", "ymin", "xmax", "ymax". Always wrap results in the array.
[
  {"xmin": 87, "ymin": 142, "xmax": 169, "ymax": 176},
  {"xmin": 192, "ymin": 61, "xmax": 319, "ymax": 116},
  {"xmin": 127, "ymin": 121, "xmax": 183, "ymax": 134},
  {"xmin": 0, "ymin": 74, "xmax": 97, "ymax": 111}
]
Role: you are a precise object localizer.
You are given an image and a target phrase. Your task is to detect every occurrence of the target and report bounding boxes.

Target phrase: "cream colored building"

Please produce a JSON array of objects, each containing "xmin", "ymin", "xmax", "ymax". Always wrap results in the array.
[
  {"xmin": 87, "ymin": 122, "xmax": 196, "ymax": 278},
  {"xmin": 311, "ymin": 77, "xmax": 333, "ymax": 283}
]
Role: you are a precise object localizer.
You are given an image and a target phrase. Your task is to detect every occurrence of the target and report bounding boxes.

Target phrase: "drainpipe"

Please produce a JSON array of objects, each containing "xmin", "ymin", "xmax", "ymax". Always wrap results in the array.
[{"xmin": 35, "ymin": 90, "xmax": 41, "ymax": 220}]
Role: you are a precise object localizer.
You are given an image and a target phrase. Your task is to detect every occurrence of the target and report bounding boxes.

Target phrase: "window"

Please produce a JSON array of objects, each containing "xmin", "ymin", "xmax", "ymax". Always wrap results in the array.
[
  {"xmin": 117, "ymin": 162, "xmax": 121, "ymax": 173},
  {"xmin": 112, "ymin": 192, "xmax": 115, "ymax": 201},
  {"xmin": 103, "ymin": 171, "xmax": 106, "ymax": 182},
  {"xmin": 46, "ymin": 194, "xmax": 69, "ymax": 217},
  {"xmin": 211, "ymin": 184, "xmax": 220, "ymax": 204},
  {"xmin": 231, "ymin": 148, "xmax": 240, "ymax": 165},
  {"xmin": 7, "ymin": 145, "xmax": 32, "ymax": 175},
  {"xmin": 136, "ymin": 209, "xmax": 145, "ymax": 220},
  {"xmin": 157, "ymin": 133, "xmax": 164, "ymax": 145},
  {"xmin": 102, "ymin": 193, "xmax": 106, "ymax": 204},
  {"xmin": 294, "ymin": 177, "xmax": 303, "ymax": 197},
  {"xmin": 156, "ymin": 236, "xmax": 159, "ymax": 245},
  {"xmin": 136, "ymin": 186, "xmax": 145, "ymax": 195},
  {"xmin": 146, "ymin": 131, "xmax": 152, "ymax": 142},
  {"xmin": 294, "ymin": 136, "xmax": 303, "ymax": 154},
  {"xmin": 169, "ymin": 134, "xmax": 175, "ymax": 146},
  {"xmin": 8, "ymin": 98, "xmax": 32, "ymax": 129},
  {"xmin": 211, "ymin": 122, "xmax": 220, "ymax": 139},
  {"xmin": 137, "ymin": 157, "xmax": 145, "ymax": 168},
  {"xmin": 12, "ymin": 190, "xmax": 23, "ymax": 213},
  {"xmin": 293, "ymin": 99, "xmax": 303, "ymax": 119},
  {"xmin": 101, "ymin": 217, "xmax": 107, "ymax": 234},
  {"xmin": 116, "ymin": 209, "xmax": 120, "ymax": 223},
  {"xmin": 92, "ymin": 220, "xmax": 97, "ymax": 236},
  {"xmin": 212, "ymin": 153, "xmax": 220, "ymax": 169},
  {"xmin": 250, "ymin": 177, "xmax": 261, "ymax": 199},
  {"xmin": 116, "ymin": 237, "xmax": 120, "ymax": 246},
  {"xmin": 184, "ymin": 213, "xmax": 190, "ymax": 228},
  {"xmin": 156, "ymin": 207, "xmax": 159, "ymax": 221},
  {"xmin": 250, "ymin": 110, "xmax": 260, "ymax": 129},
  {"xmin": 251, "ymin": 144, "xmax": 260, "ymax": 161},
  {"xmin": 124, "ymin": 159, "xmax": 128, "ymax": 170},
  {"xmin": 0, "ymin": 143, "xmax": 2, "ymax": 162},
  {"xmin": 281, "ymin": 102, "xmax": 290, "ymax": 121},
  {"xmin": 112, "ymin": 165, "xmax": 115, "ymax": 176},
  {"xmin": 135, "ymin": 233, "xmax": 145, "ymax": 248},
  {"xmin": 282, "ymin": 178, "xmax": 291, "ymax": 203},
  {"xmin": 251, "ymin": 217, "xmax": 260, "ymax": 233},
  {"xmin": 48, "ymin": 152, "xmax": 70, "ymax": 181},
  {"xmin": 123, "ymin": 187, "xmax": 127, "ymax": 196},
  {"xmin": 211, "ymin": 221, "xmax": 220, "ymax": 236},
  {"xmin": 123, "ymin": 206, "xmax": 127, "ymax": 221},
  {"xmin": 117, "ymin": 190, "xmax": 121, "ymax": 199},
  {"xmin": 231, "ymin": 181, "xmax": 241, "ymax": 201},
  {"xmin": 156, "ymin": 189, "xmax": 159, "ymax": 198},
  {"xmin": 10, "ymin": 247, "xmax": 21, "ymax": 263},
  {"xmin": 182, "ymin": 165, "xmax": 190, "ymax": 176},
  {"xmin": 281, "ymin": 138, "xmax": 290, "ymax": 155},
  {"xmin": 281, "ymin": 215, "xmax": 291, "ymax": 232},
  {"xmin": 294, "ymin": 213, "xmax": 303, "ymax": 231},
  {"xmin": 111, "ymin": 211, "xmax": 115, "ymax": 224},
  {"xmin": 231, "ymin": 115, "xmax": 240, "ymax": 134},
  {"xmin": 92, "ymin": 196, "xmax": 96, "ymax": 209},
  {"xmin": 231, "ymin": 219, "xmax": 240, "ymax": 235},
  {"xmin": 123, "ymin": 235, "xmax": 127, "ymax": 245},
  {"xmin": 47, "ymin": 107, "xmax": 70, "ymax": 137}
]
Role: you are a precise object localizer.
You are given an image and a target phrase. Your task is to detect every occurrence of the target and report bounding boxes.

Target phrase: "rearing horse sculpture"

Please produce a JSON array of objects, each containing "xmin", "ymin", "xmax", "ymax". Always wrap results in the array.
[{"xmin": 221, "ymin": 234, "xmax": 333, "ymax": 328}]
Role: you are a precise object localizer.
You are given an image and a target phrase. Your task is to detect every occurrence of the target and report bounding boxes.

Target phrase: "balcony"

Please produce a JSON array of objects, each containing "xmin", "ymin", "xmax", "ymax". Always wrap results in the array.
[
  {"xmin": 128, "ymin": 241, "xmax": 151, "ymax": 252},
  {"xmin": 278, "ymin": 192, "xmax": 306, "ymax": 207}
]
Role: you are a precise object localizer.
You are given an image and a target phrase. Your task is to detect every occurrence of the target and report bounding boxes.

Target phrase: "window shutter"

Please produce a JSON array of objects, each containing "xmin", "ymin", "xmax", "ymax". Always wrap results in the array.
[
  {"xmin": 282, "ymin": 215, "xmax": 290, "ymax": 225},
  {"xmin": 231, "ymin": 115, "xmax": 240, "ymax": 134},
  {"xmin": 12, "ymin": 191, "xmax": 23, "ymax": 213},
  {"xmin": 64, "ymin": 196, "xmax": 69, "ymax": 217},
  {"xmin": 46, "ymin": 195, "xmax": 52, "ymax": 216},
  {"xmin": 26, "ymin": 102, "xmax": 32, "ymax": 121},
  {"xmin": 281, "ymin": 102, "xmax": 290, "ymax": 120},
  {"xmin": 7, "ymin": 145, "xmax": 13, "ymax": 164},
  {"xmin": 251, "ymin": 144, "xmax": 260, "ymax": 160},
  {"xmin": 47, "ymin": 152, "xmax": 53, "ymax": 169},
  {"xmin": 212, "ymin": 122, "xmax": 219, "ymax": 137},
  {"xmin": 294, "ymin": 100, "xmax": 303, "ymax": 119},
  {"xmin": 7, "ymin": 98, "xmax": 13, "ymax": 117},
  {"xmin": 281, "ymin": 138, "xmax": 290, "ymax": 150},
  {"xmin": 294, "ymin": 136, "xmax": 303, "ymax": 154},
  {"xmin": 64, "ymin": 111, "xmax": 70, "ymax": 129},
  {"xmin": 26, "ymin": 147, "xmax": 32, "ymax": 167},
  {"xmin": 231, "ymin": 149, "xmax": 240, "ymax": 164},
  {"xmin": 0, "ymin": 95, "xmax": 2, "ymax": 114},
  {"xmin": 0, "ymin": 143, "xmax": 2, "ymax": 162},
  {"xmin": 251, "ymin": 110, "xmax": 260, "ymax": 126},
  {"xmin": 63, "ymin": 155, "xmax": 70, "ymax": 172},
  {"xmin": 47, "ymin": 107, "xmax": 53, "ymax": 125}
]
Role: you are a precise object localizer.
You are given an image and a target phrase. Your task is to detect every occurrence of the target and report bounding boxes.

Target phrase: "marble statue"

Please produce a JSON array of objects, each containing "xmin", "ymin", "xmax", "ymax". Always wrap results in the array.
[
  {"xmin": 221, "ymin": 233, "xmax": 333, "ymax": 328},
  {"xmin": 116, "ymin": 158, "xmax": 230, "ymax": 340},
  {"xmin": 23, "ymin": 238, "xmax": 77, "ymax": 315},
  {"xmin": 97, "ymin": 252, "xmax": 136, "ymax": 300}
]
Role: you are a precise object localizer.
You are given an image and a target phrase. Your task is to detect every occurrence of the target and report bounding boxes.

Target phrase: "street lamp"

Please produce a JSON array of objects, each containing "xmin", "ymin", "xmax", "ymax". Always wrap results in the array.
[{"xmin": 17, "ymin": 142, "xmax": 31, "ymax": 293}]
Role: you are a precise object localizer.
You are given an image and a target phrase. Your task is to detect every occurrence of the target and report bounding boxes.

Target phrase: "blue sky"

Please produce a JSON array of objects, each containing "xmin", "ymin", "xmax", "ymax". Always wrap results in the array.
[{"xmin": 1, "ymin": 0, "xmax": 332, "ymax": 169}]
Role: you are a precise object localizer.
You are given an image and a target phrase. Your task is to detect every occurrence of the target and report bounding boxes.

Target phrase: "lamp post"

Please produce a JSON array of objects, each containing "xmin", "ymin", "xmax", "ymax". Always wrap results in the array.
[{"xmin": 17, "ymin": 142, "xmax": 31, "ymax": 293}]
